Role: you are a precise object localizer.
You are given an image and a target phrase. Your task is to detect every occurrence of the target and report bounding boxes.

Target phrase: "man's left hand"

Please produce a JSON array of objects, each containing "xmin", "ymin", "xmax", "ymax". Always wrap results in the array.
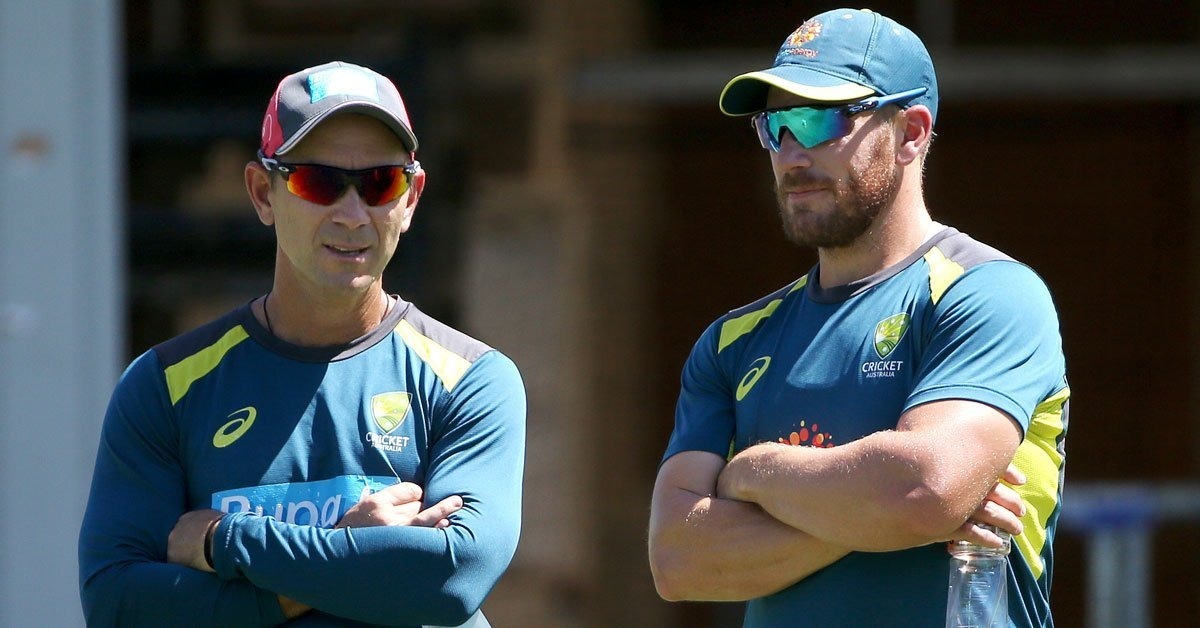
[{"xmin": 948, "ymin": 463, "xmax": 1026, "ymax": 548}]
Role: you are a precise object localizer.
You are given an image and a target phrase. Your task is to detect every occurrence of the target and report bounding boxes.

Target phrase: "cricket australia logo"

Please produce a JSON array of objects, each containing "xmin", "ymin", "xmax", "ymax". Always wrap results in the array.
[
  {"xmin": 366, "ymin": 391, "xmax": 412, "ymax": 452},
  {"xmin": 862, "ymin": 313, "xmax": 911, "ymax": 379}
]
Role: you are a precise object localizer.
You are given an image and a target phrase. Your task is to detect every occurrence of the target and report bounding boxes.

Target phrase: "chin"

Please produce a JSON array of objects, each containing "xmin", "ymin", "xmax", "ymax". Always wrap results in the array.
[{"xmin": 347, "ymin": 276, "xmax": 382, "ymax": 290}]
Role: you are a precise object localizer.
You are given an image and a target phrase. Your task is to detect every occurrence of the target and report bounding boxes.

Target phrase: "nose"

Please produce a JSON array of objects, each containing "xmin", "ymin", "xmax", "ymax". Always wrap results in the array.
[
  {"xmin": 328, "ymin": 186, "xmax": 372, "ymax": 228},
  {"xmin": 772, "ymin": 130, "xmax": 814, "ymax": 169}
]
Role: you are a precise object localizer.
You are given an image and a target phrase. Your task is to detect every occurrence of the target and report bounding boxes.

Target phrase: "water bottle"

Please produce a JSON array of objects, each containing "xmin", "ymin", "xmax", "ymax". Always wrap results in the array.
[{"xmin": 945, "ymin": 524, "xmax": 1010, "ymax": 628}]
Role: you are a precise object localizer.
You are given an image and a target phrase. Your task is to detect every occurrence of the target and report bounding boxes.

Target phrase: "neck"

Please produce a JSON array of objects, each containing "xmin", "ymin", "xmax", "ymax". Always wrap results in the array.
[
  {"xmin": 816, "ymin": 190, "xmax": 934, "ymax": 289},
  {"xmin": 261, "ymin": 284, "xmax": 393, "ymax": 346}
]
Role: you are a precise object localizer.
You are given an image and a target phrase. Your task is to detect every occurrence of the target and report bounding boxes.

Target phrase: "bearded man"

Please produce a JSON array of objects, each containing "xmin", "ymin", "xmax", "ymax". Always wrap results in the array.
[{"xmin": 648, "ymin": 8, "xmax": 1069, "ymax": 628}]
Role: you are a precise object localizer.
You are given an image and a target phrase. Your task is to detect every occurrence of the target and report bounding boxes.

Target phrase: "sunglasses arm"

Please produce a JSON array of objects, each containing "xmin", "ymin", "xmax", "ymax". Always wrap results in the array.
[
  {"xmin": 844, "ymin": 86, "xmax": 929, "ymax": 116},
  {"xmin": 259, "ymin": 155, "xmax": 289, "ymax": 174}
]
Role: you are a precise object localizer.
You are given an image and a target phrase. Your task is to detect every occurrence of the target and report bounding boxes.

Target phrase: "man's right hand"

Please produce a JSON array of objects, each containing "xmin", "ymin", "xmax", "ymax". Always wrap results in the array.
[
  {"xmin": 948, "ymin": 463, "xmax": 1026, "ymax": 548},
  {"xmin": 335, "ymin": 482, "xmax": 464, "ymax": 529}
]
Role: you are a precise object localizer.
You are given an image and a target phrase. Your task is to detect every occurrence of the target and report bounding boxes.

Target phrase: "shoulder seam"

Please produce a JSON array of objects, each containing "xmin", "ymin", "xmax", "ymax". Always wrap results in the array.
[
  {"xmin": 395, "ymin": 320, "xmax": 481, "ymax": 393},
  {"xmin": 718, "ymin": 275, "xmax": 808, "ymax": 353}
]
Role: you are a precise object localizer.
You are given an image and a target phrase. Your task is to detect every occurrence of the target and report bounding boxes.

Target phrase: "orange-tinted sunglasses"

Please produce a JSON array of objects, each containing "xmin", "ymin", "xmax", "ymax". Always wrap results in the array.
[{"xmin": 260, "ymin": 154, "xmax": 419, "ymax": 206}]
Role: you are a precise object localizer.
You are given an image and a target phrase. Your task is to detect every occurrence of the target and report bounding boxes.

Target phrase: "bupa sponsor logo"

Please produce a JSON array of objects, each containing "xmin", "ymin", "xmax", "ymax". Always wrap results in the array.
[
  {"xmin": 863, "ymin": 313, "xmax": 910, "ymax": 379},
  {"xmin": 366, "ymin": 391, "xmax": 412, "ymax": 452},
  {"xmin": 211, "ymin": 475, "xmax": 396, "ymax": 528}
]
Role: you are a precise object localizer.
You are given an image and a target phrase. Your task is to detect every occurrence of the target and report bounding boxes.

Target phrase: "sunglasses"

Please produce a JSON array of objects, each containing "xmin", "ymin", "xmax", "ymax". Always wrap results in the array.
[
  {"xmin": 259, "ymin": 154, "xmax": 420, "ymax": 206},
  {"xmin": 751, "ymin": 87, "xmax": 929, "ymax": 151}
]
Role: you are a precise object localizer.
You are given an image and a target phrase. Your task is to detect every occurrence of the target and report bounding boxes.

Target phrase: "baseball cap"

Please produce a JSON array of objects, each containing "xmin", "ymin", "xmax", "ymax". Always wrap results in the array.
[
  {"xmin": 260, "ymin": 61, "xmax": 419, "ymax": 158},
  {"xmin": 719, "ymin": 8, "xmax": 939, "ymax": 122}
]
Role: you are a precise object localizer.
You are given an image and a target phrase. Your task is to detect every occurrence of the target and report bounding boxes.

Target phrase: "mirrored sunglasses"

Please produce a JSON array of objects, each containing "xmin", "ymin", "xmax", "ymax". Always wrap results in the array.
[
  {"xmin": 751, "ymin": 87, "xmax": 929, "ymax": 151},
  {"xmin": 259, "ymin": 156, "xmax": 420, "ymax": 206}
]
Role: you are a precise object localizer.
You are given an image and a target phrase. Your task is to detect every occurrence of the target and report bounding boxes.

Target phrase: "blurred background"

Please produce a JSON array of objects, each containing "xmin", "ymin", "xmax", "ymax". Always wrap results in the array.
[{"xmin": 1, "ymin": 0, "xmax": 1197, "ymax": 626}]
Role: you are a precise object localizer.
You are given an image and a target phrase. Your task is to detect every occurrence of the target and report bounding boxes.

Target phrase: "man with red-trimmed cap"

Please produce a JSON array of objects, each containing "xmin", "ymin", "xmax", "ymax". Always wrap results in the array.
[
  {"xmin": 79, "ymin": 61, "xmax": 524, "ymax": 627},
  {"xmin": 649, "ymin": 9, "xmax": 1068, "ymax": 627}
]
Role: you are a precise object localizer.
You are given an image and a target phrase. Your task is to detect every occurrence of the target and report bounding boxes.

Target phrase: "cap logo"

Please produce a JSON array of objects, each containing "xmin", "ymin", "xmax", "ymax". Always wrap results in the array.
[
  {"xmin": 261, "ymin": 90, "xmax": 284, "ymax": 157},
  {"xmin": 781, "ymin": 19, "xmax": 822, "ymax": 58},
  {"xmin": 307, "ymin": 67, "xmax": 379, "ymax": 104}
]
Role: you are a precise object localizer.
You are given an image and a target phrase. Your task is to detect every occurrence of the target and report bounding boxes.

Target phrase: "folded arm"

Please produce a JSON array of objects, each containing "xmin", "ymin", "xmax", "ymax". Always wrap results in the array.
[
  {"xmin": 648, "ymin": 451, "xmax": 851, "ymax": 601},
  {"xmin": 717, "ymin": 398, "xmax": 1022, "ymax": 551},
  {"xmin": 167, "ymin": 483, "xmax": 466, "ymax": 619}
]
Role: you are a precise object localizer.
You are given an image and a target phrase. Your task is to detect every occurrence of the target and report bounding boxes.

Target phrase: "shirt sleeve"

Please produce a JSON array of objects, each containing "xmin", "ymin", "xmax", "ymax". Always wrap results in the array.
[
  {"xmin": 905, "ymin": 261, "xmax": 1068, "ymax": 433},
  {"xmin": 661, "ymin": 320, "xmax": 737, "ymax": 464},
  {"xmin": 78, "ymin": 351, "xmax": 287, "ymax": 627},
  {"xmin": 210, "ymin": 350, "xmax": 527, "ymax": 627}
]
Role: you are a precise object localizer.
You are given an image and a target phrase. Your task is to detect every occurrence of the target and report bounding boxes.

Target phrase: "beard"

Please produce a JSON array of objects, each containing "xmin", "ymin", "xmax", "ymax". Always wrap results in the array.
[{"xmin": 774, "ymin": 128, "xmax": 902, "ymax": 249}]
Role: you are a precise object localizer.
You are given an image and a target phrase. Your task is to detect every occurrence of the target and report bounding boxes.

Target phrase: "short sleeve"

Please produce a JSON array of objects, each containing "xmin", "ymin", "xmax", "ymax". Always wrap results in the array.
[
  {"xmin": 906, "ymin": 261, "xmax": 1067, "ymax": 433},
  {"xmin": 661, "ymin": 321, "xmax": 737, "ymax": 464}
]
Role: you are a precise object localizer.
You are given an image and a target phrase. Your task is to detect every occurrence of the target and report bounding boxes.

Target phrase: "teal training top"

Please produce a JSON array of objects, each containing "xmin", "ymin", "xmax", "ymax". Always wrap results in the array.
[
  {"xmin": 663, "ymin": 227, "xmax": 1069, "ymax": 628},
  {"xmin": 79, "ymin": 298, "xmax": 526, "ymax": 627}
]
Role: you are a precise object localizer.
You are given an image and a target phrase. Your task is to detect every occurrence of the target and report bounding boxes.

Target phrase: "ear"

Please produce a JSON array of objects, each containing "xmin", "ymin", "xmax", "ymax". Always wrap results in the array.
[
  {"xmin": 895, "ymin": 105, "xmax": 933, "ymax": 167},
  {"xmin": 245, "ymin": 161, "xmax": 276, "ymax": 226},
  {"xmin": 397, "ymin": 168, "xmax": 426, "ymax": 233}
]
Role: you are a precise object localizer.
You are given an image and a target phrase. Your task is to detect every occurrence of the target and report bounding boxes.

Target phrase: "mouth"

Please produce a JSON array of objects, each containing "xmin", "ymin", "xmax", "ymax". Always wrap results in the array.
[
  {"xmin": 325, "ymin": 244, "xmax": 370, "ymax": 259},
  {"xmin": 784, "ymin": 187, "xmax": 826, "ymax": 199}
]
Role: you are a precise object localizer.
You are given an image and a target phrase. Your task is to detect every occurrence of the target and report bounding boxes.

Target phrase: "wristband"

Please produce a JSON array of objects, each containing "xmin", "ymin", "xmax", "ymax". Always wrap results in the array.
[{"xmin": 204, "ymin": 515, "xmax": 225, "ymax": 570}]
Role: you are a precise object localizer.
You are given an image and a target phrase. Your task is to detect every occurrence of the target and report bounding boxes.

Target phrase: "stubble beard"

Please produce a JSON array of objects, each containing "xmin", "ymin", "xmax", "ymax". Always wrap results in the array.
[{"xmin": 774, "ymin": 130, "xmax": 902, "ymax": 249}]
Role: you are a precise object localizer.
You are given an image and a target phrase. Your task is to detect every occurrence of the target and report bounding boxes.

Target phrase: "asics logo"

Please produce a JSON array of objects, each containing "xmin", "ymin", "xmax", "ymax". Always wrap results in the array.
[
  {"xmin": 213, "ymin": 406, "xmax": 257, "ymax": 448},
  {"xmin": 736, "ymin": 356, "xmax": 771, "ymax": 401}
]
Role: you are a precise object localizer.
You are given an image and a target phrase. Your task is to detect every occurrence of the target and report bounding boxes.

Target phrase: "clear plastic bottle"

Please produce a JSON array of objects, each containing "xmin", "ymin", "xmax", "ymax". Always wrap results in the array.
[{"xmin": 945, "ymin": 524, "xmax": 1010, "ymax": 628}]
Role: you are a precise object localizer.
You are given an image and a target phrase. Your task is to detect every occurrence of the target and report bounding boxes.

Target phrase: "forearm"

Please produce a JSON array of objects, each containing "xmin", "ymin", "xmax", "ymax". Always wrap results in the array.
[
  {"xmin": 212, "ymin": 512, "xmax": 511, "ymax": 626},
  {"xmin": 720, "ymin": 430, "xmax": 1001, "ymax": 550},
  {"xmin": 649, "ymin": 484, "xmax": 850, "ymax": 601},
  {"xmin": 81, "ymin": 560, "xmax": 285, "ymax": 627}
]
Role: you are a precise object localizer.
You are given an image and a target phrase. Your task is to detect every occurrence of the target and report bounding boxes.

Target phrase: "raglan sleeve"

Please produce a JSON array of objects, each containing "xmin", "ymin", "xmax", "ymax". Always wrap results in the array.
[
  {"xmin": 661, "ymin": 319, "xmax": 738, "ymax": 464},
  {"xmin": 905, "ymin": 261, "xmax": 1068, "ymax": 433},
  {"xmin": 78, "ymin": 350, "xmax": 287, "ymax": 627},
  {"xmin": 209, "ymin": 349, "xmax": 527, "ymax": 627}
]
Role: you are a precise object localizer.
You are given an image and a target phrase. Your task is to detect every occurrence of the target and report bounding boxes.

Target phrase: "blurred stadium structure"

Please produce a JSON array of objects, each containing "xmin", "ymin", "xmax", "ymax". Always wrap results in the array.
[{"xmin": 2, "ymin": 1, "xmax": 1199, "ymax": 626}]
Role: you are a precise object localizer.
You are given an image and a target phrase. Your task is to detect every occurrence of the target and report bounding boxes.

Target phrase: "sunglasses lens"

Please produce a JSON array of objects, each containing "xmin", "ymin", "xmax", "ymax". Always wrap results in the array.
[
  {"xmin": 283, "ymin": 165, "xmax": 411, "ymax": 206},
  {"xmin": 760, "ymin": 107, "xmax": 852, "ymax": 150},
  {"xmin": 358, "ymin": 166, "xmax": 409, "ymax": 206},
  {"xmin": 285, "ymin": 166, "xmax": 347, "ymax": 205},
  {"xmin": 752, "ymin": 114, "xmax": 777, "ymax": 150}
]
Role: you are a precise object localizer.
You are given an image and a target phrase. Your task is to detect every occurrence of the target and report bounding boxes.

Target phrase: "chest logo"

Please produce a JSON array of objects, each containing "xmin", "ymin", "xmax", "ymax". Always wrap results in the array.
[
  {"xmin": 873, "ymin": 313, "xmax": 912, "ymax": 359},
  {"xmin": 213, "ymin": 406, "xmax": 257, "ymax": 448},
  {"xmin": 736, "ymin": 356, "xmax": 772, "ymax": 401},
  {"xmin": 372, "ymin": 392, "xmax": 412, "ymax": 433},
  {"xmin": 778, "ymin": 419, "xmax": 835, "ymax": 448}
]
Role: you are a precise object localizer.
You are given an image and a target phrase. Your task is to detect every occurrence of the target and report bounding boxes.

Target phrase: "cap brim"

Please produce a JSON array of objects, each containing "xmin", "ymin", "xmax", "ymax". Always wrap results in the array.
[
  {"xmin": 719, "ymin": 68, "xmax": 876, "ymax": 116},
  {"xmin": 275, "ymin": 101, "xmax": 419, "ymax": 156}
]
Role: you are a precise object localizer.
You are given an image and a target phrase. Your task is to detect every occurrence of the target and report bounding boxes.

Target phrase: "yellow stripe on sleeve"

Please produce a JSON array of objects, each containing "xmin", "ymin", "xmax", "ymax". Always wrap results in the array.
[
  {"xmin": 924, "ymin": 247, "xmax": 965, "ymax": 305},
  {"xmin": 395, "ymin": 320, "xmax": 472, "ymax": 392},
  {"xmin": 164, "ymin": 326, "xmax": 250, "ymax": 405},
  {"xmin": 1010, "ymin": 386, "xmax": 1070, "ymax": 579}
]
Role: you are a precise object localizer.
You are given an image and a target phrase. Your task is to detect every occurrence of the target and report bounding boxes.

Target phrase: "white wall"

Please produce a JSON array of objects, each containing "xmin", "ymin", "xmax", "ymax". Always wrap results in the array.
[{"xmin": 0, "ymin": 0, "xmax": 122, "ymax": 625}]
